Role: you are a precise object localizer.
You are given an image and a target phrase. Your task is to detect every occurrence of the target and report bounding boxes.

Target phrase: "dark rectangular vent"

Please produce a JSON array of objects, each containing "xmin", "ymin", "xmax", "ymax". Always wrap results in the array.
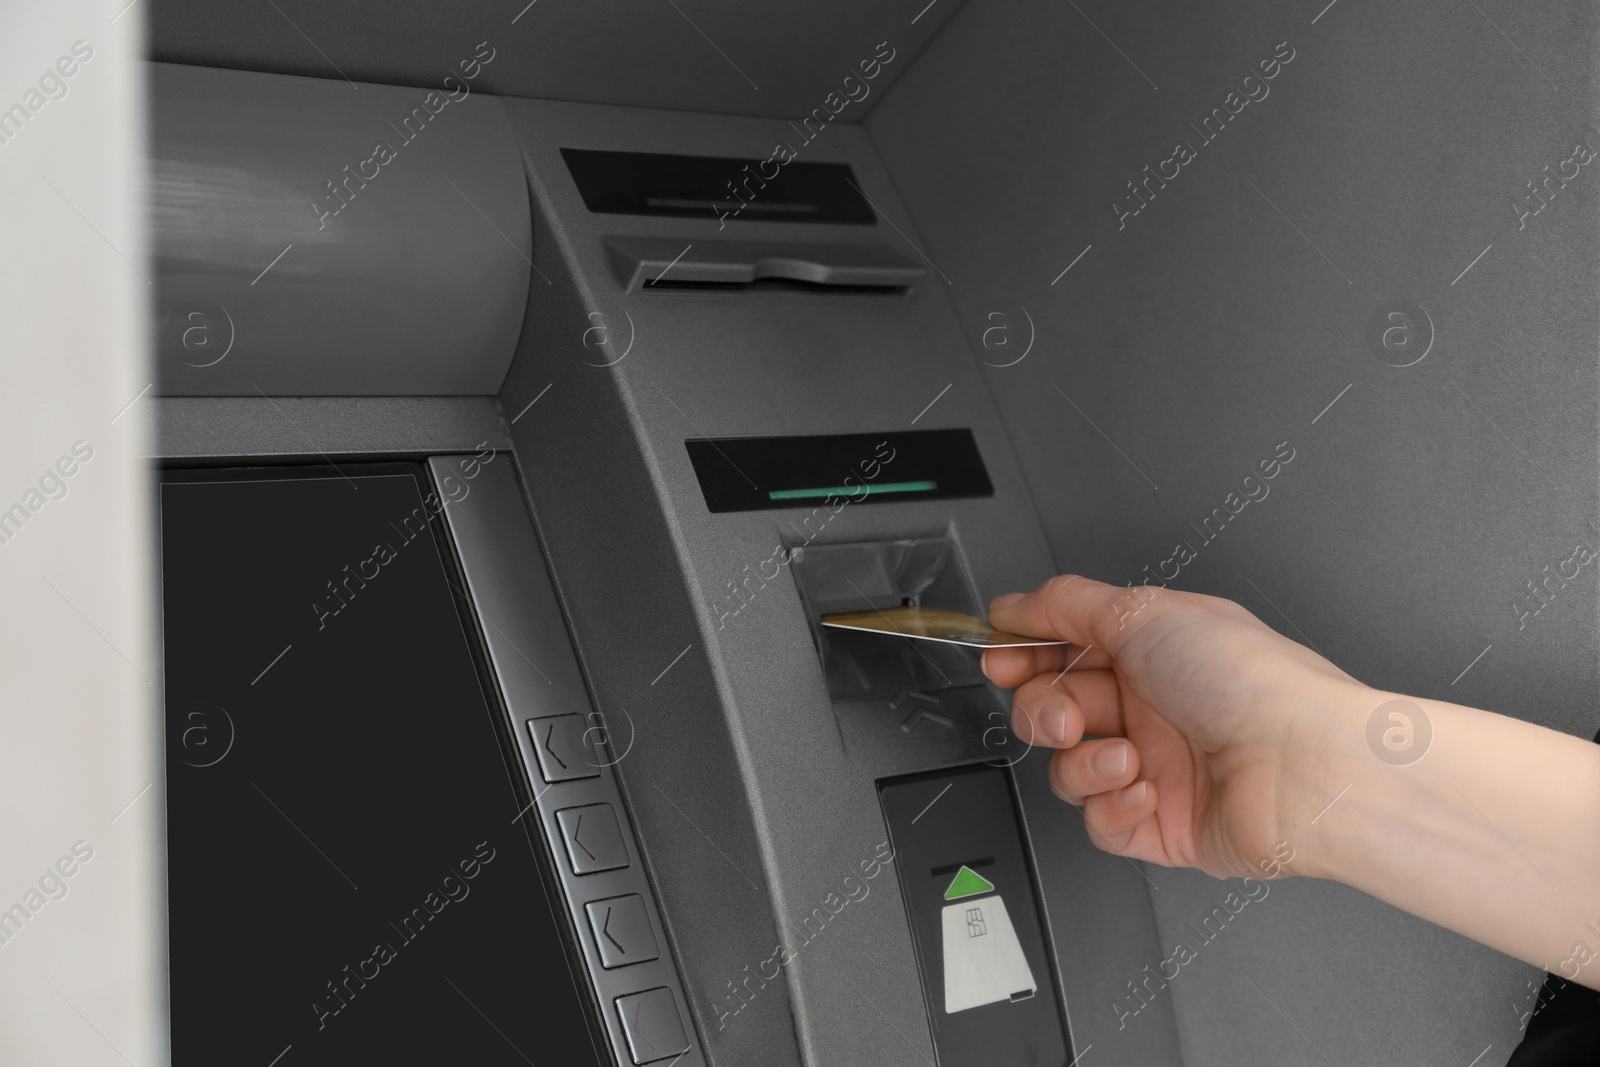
[
  {"xmin": 562, "ymin": 148, "xmax": 876, "ymax": 225},
  {"xmin": 685, "ymin": 429, "xmax": 994, "ymax": 513}
]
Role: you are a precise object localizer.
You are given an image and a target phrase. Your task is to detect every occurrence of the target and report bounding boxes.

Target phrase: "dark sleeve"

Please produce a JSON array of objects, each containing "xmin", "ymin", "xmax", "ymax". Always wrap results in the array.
[
  {"xmin": 1506, "ymin": 978, "xmax": 1600, "ymax": 1065},
  {"xmin": 1504, "ymin": 724, "xmax": 1600, "ymax": 1065}
]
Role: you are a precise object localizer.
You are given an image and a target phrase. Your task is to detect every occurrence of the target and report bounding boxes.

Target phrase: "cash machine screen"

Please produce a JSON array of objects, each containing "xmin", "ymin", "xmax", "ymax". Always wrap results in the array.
[{"xmin": 159, "ymin": 466, "xmax": 607, "ymax": 1066}]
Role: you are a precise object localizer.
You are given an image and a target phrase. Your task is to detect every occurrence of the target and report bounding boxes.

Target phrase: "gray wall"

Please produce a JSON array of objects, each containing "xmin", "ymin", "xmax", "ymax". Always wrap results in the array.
[
  {"xmin": 869, "ymin": 1, "xmax": 1597, "ymax": 1064},
  {"xmin": 148, "ymin": 0, "xmax": 963, "ymax": 120},
  {"xmin": 1, "ymin": 2, "xmax": 165, "ymax": 1063}
]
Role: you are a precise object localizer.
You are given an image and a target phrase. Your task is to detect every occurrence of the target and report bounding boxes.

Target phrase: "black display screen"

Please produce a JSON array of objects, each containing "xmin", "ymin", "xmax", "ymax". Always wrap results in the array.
[
  {"xmin": 561, "ymin": 148, "xmax": 877, "ymax": 225},
  {"xmin": 159, "ymin": 465, "xmax": 607, "ymax": 1066},
  {"xmin": 685, "ymin": 428, "xmax": 994, "ymax": 513}
]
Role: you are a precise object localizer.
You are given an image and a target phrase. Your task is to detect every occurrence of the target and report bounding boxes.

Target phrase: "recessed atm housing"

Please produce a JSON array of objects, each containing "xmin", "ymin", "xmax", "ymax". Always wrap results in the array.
[{"xmin": 149, "ymin": 63, "xmax": 1185, "ymax": 1067}]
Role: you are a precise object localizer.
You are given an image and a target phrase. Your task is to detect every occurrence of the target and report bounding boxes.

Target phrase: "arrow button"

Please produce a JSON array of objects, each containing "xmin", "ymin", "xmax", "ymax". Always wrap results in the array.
[
  {"xmin": 527, "ymin": 714, "xmax": 600, "ymax": 783},
  {"xmin": 615, "ymin": 987, "xmax": 688, "ymax": 1065},
  {"xmin": 585, "ymin": 894, "xmax": 659, "ymax": 970},
  {"xmin": 557, "ymin": 803, "xmax": 629, "ymax": 874}
]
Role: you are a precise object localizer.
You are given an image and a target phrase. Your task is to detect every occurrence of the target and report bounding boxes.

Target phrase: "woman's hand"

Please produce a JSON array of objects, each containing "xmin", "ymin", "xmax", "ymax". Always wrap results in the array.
[
  {"xmin": 984, "ymin": 574, "xmax": 1600, "ymax": 989},
  {"xmin": 982, "ymin": 574, "xmax": 1358, "ymax": 880}
]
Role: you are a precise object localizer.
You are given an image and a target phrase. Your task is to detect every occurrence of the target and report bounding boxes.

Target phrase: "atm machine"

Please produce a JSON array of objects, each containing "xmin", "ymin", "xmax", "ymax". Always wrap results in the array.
[
  {"xmin": 150, "ymin": 61, "xmax": 1164, "ymax": 1067},
  {"xmin": 145, "ymin": 3, "xmax": 1598, "ymax": 1066}
]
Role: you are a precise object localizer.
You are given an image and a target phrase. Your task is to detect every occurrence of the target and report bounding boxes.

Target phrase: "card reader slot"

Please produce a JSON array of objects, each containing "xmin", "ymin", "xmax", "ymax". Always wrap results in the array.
[
  {"xmin": 790, "ymin": 537, "xmax": 989, "ymax": 702},
  {"xmin": 930, "ymin": 857, "xmax": 996, "ymax": 878}
]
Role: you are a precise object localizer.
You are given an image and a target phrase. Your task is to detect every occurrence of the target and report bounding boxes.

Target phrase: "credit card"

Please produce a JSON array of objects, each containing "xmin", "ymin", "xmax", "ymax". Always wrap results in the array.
[{"xmin": 820, "ymin": 606, "xmax": 1068, "ymax": 648}]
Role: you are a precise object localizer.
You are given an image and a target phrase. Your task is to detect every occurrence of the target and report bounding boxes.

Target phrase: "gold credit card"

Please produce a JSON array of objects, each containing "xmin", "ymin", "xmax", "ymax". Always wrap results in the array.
[{"xmin": 820, "ymin": 606, "xmax": 1068, "ymax": 648}]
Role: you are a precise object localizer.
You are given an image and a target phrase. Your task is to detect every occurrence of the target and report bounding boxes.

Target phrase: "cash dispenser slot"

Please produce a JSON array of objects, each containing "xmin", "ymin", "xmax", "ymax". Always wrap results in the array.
[
  {"xmin": 605, "ymin": 237, "xmax": 924, "ymax": 295},
  {"xmin": 880, "ymin": 764, "xmax": 1071, "ymax": 1067}
]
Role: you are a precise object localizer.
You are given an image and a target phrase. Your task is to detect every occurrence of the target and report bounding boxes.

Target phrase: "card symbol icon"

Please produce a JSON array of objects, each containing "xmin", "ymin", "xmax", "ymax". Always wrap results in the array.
[{"xmin": 941, "ymin": 894, "xmax": 1036, "ymax": 1013}]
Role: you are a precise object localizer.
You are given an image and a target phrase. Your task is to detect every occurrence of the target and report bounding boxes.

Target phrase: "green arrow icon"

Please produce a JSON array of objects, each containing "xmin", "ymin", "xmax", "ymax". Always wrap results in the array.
[{"xmin": 943, "ymin": 865, "xmax": 995, "ymax": 900}]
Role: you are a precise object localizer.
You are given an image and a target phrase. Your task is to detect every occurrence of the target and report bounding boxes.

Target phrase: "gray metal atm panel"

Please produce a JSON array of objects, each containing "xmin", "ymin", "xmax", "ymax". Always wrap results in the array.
[
  {"xmin": 495, "ymin": 98, "xmax": 1183, "ymax": 1066},
  {"xmin": 147, "ymin": 1, "xmax": 963, "ymax": 122},
  {"xmin": 867, "ymin": 2, "xmax": 1598, "ymax": 1065},
  {"xmin": 150, "ymin": 62, "xmax": 530, "ymax": 396},
  {"xmin": 433, "ymin": 456, "xmax": 706, "ymax": 1067},
  {"xmin": 150, "ymin": 396, "xmax": 509, "ymax": 459}
]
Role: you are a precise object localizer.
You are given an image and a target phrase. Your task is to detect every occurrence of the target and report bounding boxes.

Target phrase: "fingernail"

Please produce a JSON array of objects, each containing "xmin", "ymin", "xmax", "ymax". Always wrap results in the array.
[
  {"xmin": 1118, "ymin": 780, "xmax": 1149, "ymax": 809},
  {"xmin": 1092, "ymin": 743, "xmax": 1128, "ymax": 778},
  {"xmin": 1040, "ymin": 707, "xmax": 1070, "ymax": 745},
  {"xmin": 990, "ymin": 592, "xmax": 1025, "ymax": 611}
]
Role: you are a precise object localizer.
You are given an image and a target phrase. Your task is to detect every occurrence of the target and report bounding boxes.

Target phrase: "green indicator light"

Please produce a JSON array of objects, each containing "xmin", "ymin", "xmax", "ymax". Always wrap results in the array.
[
  {"xmin": 943, "ymin": 865, "xmax": 995, "ymax": 900},
  {"xmin": 767, "ymin": 480, "xmax": 938, "ymax": 502}
]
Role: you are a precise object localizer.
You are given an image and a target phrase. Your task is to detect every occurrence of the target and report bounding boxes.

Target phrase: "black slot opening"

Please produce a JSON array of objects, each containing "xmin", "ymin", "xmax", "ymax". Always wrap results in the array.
[
  {"xmin": 685, "ymin": 428, "xmax": 993, "ymax": 514},
  {"xmin": 642, "ymin": 276, "xmax": 907, "ymax": 296},
  {"xmin": 561, "ymin": 148, "xmax": 876, "ymax": 225}
]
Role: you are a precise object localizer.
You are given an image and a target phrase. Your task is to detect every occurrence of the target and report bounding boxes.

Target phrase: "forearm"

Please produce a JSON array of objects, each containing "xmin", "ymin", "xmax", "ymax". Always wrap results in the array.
[{"xmin": 1294, "ymin": 687, "xmax": 1600, "ymax": 988}]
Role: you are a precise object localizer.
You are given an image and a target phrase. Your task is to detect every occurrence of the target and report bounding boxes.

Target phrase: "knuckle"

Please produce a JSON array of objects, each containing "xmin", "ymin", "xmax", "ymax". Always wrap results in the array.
[
  {"xmin": 1199, "ymin": 590, "xmax": 1258, "ymax": 623},
  {"xmin": 1010, "ymin": 703, "xmax": 1038, "ymax": 739},
  {"xmin": 1086, "ymin": 597, "xmax": 1134, "ymax": 647},
  {"xmin": 1042, "ymin": 573, "xmax": 1084, "ymax": 599},
  {"xmin": 1052, "ymin": 779, "xmax": 1084, "ymax": 806},
  {"xmin": 1082, "ymin": 805, "xmax": 1119, "ymax": 849},
  {"xmin": 1041, "ymin": 575, "xmax": 1089, "ymax": 638}
]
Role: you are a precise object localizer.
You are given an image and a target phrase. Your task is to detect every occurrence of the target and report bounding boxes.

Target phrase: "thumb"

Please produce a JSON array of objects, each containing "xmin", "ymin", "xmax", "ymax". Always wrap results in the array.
[{"xmin": 989, "ymin": 574, "xmax": 1160, "ymax": 657}]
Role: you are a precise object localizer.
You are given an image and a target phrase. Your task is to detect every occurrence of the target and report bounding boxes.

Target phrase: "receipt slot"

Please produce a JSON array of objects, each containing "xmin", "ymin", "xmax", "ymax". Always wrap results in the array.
[{"xmin": 880, "ymin": 764, "xmax": 1070, "ymax": 1066}]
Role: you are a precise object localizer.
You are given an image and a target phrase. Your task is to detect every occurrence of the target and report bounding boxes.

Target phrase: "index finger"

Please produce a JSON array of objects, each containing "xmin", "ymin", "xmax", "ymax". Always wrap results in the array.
[{"xmin": 988, "ymin": 575, "xmax": 1165, "ymax": 657}]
